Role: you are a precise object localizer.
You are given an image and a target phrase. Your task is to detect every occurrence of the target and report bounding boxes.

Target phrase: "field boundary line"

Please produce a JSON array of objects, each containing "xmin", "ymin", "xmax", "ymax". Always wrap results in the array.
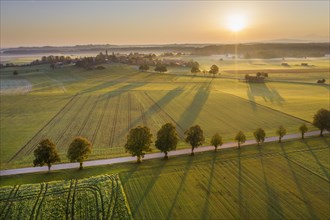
[{"xmin": 8, "ymin": 94, "xmax": 78, "ymax": 162}]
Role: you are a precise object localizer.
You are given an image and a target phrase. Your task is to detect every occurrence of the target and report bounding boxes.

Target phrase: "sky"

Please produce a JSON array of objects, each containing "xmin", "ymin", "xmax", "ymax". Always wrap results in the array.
[{"xmin": 0, "ymin": 0, "xmax": 329, "ymax": 47}]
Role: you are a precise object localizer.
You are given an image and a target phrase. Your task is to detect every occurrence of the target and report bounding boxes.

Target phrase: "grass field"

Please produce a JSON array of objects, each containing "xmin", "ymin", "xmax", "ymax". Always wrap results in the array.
[
  {"xmin": 0, "ymin": 136, "xmax": 329, "ymax": 219},
  {"xmin": 0, "ymin": 59, "xmax": 329, "ymax": 169},
  {"xmin": 0, "ymin": 174, "xmax": 131, "ymax": 220}
]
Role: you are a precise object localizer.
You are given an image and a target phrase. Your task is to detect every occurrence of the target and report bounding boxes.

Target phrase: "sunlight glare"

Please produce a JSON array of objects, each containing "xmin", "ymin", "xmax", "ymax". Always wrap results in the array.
[{"xmin": 227, "ymin": 14, "xmax": 246, "ymax": 32}]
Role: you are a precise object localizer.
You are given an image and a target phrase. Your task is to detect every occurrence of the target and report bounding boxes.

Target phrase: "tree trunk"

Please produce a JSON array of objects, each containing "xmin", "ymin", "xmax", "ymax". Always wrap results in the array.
[
  {"xmin": 301, "ymin": 132, "xmax": 304, "ymax": 139},
  {"xmin": 320, "ymin": 129, "xmax": 323, "ymax": 136},
  {"xmin": 137, "ymin": 155, "xmax": 142, "ymax": 163},
  {"xmin": 279, "ymin": 137, "xmax": 282, "ymax": 143},
  {"xmin": 214, "ymin": 147, "xmax": 217, "ymax": 152},
  {"xmin": 164, "ymin": 152, "xmax": 168, "ymax": 159},
  {"xmin": 191, "ymin": 148, "xmax": 195, "ymax": 156},
  {"xmin": 79, "ymin": 162, "xmax": 83, "ymax": 170},
  {"xmin": 238, "ymin": 142, "xmax": 240, "ymax": 149},
  {"xmin": 48, "ymin": 164, "xmax": 51, "ymax": 173}
]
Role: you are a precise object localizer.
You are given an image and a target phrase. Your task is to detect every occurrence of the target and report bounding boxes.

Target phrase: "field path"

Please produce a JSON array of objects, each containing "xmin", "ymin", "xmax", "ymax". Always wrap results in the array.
[{"xmin": 0, "ymin": 130, "xmax": 327, "ymax": 176}]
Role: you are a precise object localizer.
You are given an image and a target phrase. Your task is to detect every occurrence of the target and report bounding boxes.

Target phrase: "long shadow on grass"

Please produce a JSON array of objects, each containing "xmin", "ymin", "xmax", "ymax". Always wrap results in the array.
[
  {"xmin": 237, "ymin": 149, "xmax": 245, "ymax": 218},
  {"xmin": 131, "ymin": 161, "xmax": 167, "ymax": 218},
  {"xmin": 258, "ymin": 147, "xmax": 284, "ymax": 219},
  {"xmin": 280, "ymin": 143, "xmax": 317, "ymax": 219},
  {"xmin": 177, "ymin": 80, "xmax": 212, "ymax": 130},
  {"xmin": 166, "ymin": 156, "xmax": 193, "ymax": 220},
  {"xmin": 303, "ymin": 140, "xmax": 329, "ymax": 180},
  {"xmin": 114, "ymin": 87, "xmax": 185, "ymax": 142},
  {"xmin": 201, "ymin": 152, "xmax": 217, "ymax": 219},
  {"xmin": 247, "ymin": 83, "xmax": 285, "ymax": 106}
]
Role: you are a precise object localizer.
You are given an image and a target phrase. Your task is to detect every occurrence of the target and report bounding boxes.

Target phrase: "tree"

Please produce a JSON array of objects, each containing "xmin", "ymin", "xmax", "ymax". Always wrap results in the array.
[
  {"xmin": 125, "ymin": 126, "xmax": 152, "ymax": 163},
  {"xmin": 155, "ymin": 123, "xmax": 178, "ymax": 159},
  {"xmin": 185, "ymin": 125, "xmax": 205, "ymax": 156},
  {"xmin": 13, "ymin": 70, "xmax": 18, "ymax": 76},
  {"xmin": 235, "ymin": 131, "xmax": 246, "ymax": 148},
  {"xmin": 211, "ymin": 133, "xmax": 223, "ymax": 152},
  {"xmin": 276, "ymin": 126, "xmax": 287, "ymax": 143},
  {"xmin": 33, "ymin": 139, "xmax": 60, "ymax": 172},
  {"xmin": 191, "ymin": 66, "xmax": 201, "ymax": 74},
  {"xmin": 154, "ymin": 63, "xmax": 167, "ymax": 73},
  {"xmin": 67, "ymin": 137, "xmax": 92, "ymax": 170},
  {"xmin": 209, "ymin": 65, "xmax": 219, "ymax": 78},
  {"xmin": 139, "ymin": 63, "xmax": 149, "ymax": 72},
  {"xmin": 313, "ymin": 108, "xmax": 330, "ymax": 136},
  {"xmin": 253, "ymin": 128, "xmax": 266, "ymax": 146},
  {"xmin": 299, "ymin": 124, "xmax": 308, "ymax": 139}
]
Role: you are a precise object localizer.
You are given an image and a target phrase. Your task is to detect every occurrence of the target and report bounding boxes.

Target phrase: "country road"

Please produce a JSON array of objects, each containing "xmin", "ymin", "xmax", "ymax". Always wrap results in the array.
[{"xmin": 0, "ymin": 130, "xmax": 327, "ymax": 176}]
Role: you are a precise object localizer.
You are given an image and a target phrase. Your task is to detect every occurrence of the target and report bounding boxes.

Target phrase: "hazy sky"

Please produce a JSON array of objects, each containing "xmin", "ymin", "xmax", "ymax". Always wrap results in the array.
[{"xmin": 1, "ymin": 0, "xmax": 329, "ymax": 47}]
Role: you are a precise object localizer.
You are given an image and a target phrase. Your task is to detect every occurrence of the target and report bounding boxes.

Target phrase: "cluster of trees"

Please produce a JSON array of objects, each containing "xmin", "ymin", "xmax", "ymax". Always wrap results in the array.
[
  {"xmin": 33, "ymin": 109, "xmax": 329, "ymax": 170},
  {"xmin": 33, "ymin": 137, "xmax": 92, "ymax": 172}
]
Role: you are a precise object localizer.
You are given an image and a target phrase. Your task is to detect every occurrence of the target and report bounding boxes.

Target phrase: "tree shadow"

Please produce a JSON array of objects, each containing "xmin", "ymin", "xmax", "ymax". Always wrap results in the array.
[
  {"xmin": 177, "ymin": 80, "xmax": 212, "ymax": 130},
  {"xmin": 247, "ymin": 83, "xmax": 285, "ymax": 106},
  {"xmin": 166, "ymin": 156, "xmax": 193, "ymax": 220},
  {"xmin": 303, "ymin": 140, "xmax": 329, "ymax": 180},
  {"xmin": 201, "ymin": 152, "xmax": 217, "ymax": 219},
  {"xmin": 258, "ymin": 147, "xmax": 284, "ymax": 219},
  {"xmin": 131, "ymin": 161, "xmax": 167, "ymax": 218},
  {"xmin": 280, "ymin": 143, "xmax": 317, "ymax": 219}
]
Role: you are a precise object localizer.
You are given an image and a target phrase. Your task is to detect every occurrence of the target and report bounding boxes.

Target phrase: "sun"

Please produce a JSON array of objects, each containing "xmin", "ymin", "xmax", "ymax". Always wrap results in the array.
[{"xmin": 227, "ymin": 14, "xmax": 246, "ymax": 32}]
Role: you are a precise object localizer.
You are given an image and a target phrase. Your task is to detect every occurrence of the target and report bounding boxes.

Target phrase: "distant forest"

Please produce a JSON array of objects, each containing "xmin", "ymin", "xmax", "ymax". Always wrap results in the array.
[
  {"xmin": 2, "ymin": 43, "xmax": 329, "ymax": 59},
  {"xmin": 192, "ymin": 43, "xmax": 330, "ymax": 58}
]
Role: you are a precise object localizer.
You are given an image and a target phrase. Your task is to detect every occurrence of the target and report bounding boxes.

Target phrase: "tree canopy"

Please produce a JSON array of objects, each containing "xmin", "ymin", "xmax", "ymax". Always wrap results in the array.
[
  {"xmin": 299, "ymin": 124, "xmax": 308, "ymax": 139},
  {"xmin": 185, "ymin": 125, "xmax": 205, "ymax": 155},
  {"xmin": 125, "ymin": 126, "xmax": 153, "ymax": 163},
  {"xmin": 67, "ymin": 137, "xmax": 92, "ymax": 170},
  {"xmin": 154, "ymin": 63, "xmax": 167, "ymax": 73},
  {"xmin": 235, "ymin": 131, "xmax": 246, "ymax": 148},
  {"xmin": 276, "ymin": 126, "xmax": 287, "ymax": 143},
  {"xmin": 155, "ymin": 123, "xmax": 178, "ymax": 159},
  {"xmin": 313, "ymin": 108, "xmax": 330, "ymax": 136},
  {"xmin": 33, "ymin": 139, "xmax": 60, "ymax": 172},
  {"xmin": 253, "ymin": 128, "xmax": 266, "ymax": 146},
  {"xmin": 209, "ymin": 65, "xmax": 219, "ymax": 77},
  {"xmin": 139, "ymin": 63, "xmax": 149, "ymax": 72},
  {"xmin": 211, "ymin": 133, "xmax": 223, "ymax": 151}
]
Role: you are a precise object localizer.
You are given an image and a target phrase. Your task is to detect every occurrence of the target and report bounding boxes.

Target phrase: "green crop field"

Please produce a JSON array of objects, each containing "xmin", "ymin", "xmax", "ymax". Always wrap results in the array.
[
  {"xmin": 0, "ymin": 174, "xmax": 131, "ymax": 220},
  {"xmin": 0, "ymin": 136, "xmax": 329, "ymax": 219},
  {"xmin": 0, "ymin": 59, "xmax": 329, "ymax": 169}
]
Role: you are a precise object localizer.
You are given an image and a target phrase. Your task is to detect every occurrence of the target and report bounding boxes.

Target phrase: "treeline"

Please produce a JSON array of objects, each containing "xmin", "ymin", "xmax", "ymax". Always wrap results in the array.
[
  {"xmin": 33, "ymin": 108, "xmax": 329, "ymax": 172},
  {"xmin": 192, "ymin": 43, "xmax": 330, "ymax": 58}
]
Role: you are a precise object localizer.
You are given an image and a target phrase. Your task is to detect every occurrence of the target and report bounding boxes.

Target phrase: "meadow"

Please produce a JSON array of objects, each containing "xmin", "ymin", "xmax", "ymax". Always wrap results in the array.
[
  {"xmin": 0, "ymin": 56, "xmax": 329, "ymax": 169},
  {"xmin": 0, "ymin": 136, "xmax": 329, "ymax": 219}
]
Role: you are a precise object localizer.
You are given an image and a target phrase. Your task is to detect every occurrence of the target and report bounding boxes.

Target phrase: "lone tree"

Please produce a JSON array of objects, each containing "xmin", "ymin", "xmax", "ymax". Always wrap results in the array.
[
  {"xmin": 235, "ymin": 131, "xmax": 246, "ymax": 148},
  {"xmin": 211, "ymin": 133, "xmax": 223, "ymax": 152},
  {"xmin": 299, "ymin": 124, "xmax": 308, "ymax": 139},
  {"xmin": 276, "ymin": 126, "xmax": 287, "ymax": 143},
  {"xmin": 154, "ymin": 63, "xmax": 167, "ymax": 73},
  {"xmin": 125, "ymin": 126, "xmax": 152, "ymax": 163},
  {"xmin": 67, "ymin": 137, "xmax": 92, "ymax": 170},
  {"xmin": 253, "ymin": 128, "xmax": 266, "ymax": 146},
  {"xmin": 209, "ymin": 65, "xmax": 219, "ymax": 78},
  {"xmin": 185, "ymin": 125, "xmax": 205, "ymax": 156},
  {"xmin": 33, "ymin": 139, "xmax": 60, "ymax": 172},
  {"xmin": 139, "ymin": 63, "xmax": 149, "ymax": 72},
  {"xmin": 155, "ymin": 123, "xmax": 178, "ymax": 159},
  {"xmin": 313, "ymin": 108, "xmax": 330, "ymax": 136}
]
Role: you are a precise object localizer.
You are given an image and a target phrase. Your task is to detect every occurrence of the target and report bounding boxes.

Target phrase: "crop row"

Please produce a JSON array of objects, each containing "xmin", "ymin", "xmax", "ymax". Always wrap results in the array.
[{"xmin": 0, "ymin": 174, "xmax": 132, "ymax": 220}]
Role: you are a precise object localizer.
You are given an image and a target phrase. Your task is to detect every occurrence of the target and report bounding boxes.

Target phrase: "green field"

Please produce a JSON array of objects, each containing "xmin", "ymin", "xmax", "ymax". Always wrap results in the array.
[
  {"xmin": 0, "ymin": 58, "xmax": 329, "ymax": 169},
  {"xmin": 0, "ymin": 174, "xmax": 131, "ymax": 219},
  {"xmin": 0, "ymin": 136, "xmax": 329, "ymax": 219}
]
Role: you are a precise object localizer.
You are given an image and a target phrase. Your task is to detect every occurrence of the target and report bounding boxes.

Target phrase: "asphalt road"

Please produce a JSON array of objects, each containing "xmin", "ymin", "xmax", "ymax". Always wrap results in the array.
[{"xmin": 0, "ymin": 130, "xmax": 326, "ymax": 176}]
